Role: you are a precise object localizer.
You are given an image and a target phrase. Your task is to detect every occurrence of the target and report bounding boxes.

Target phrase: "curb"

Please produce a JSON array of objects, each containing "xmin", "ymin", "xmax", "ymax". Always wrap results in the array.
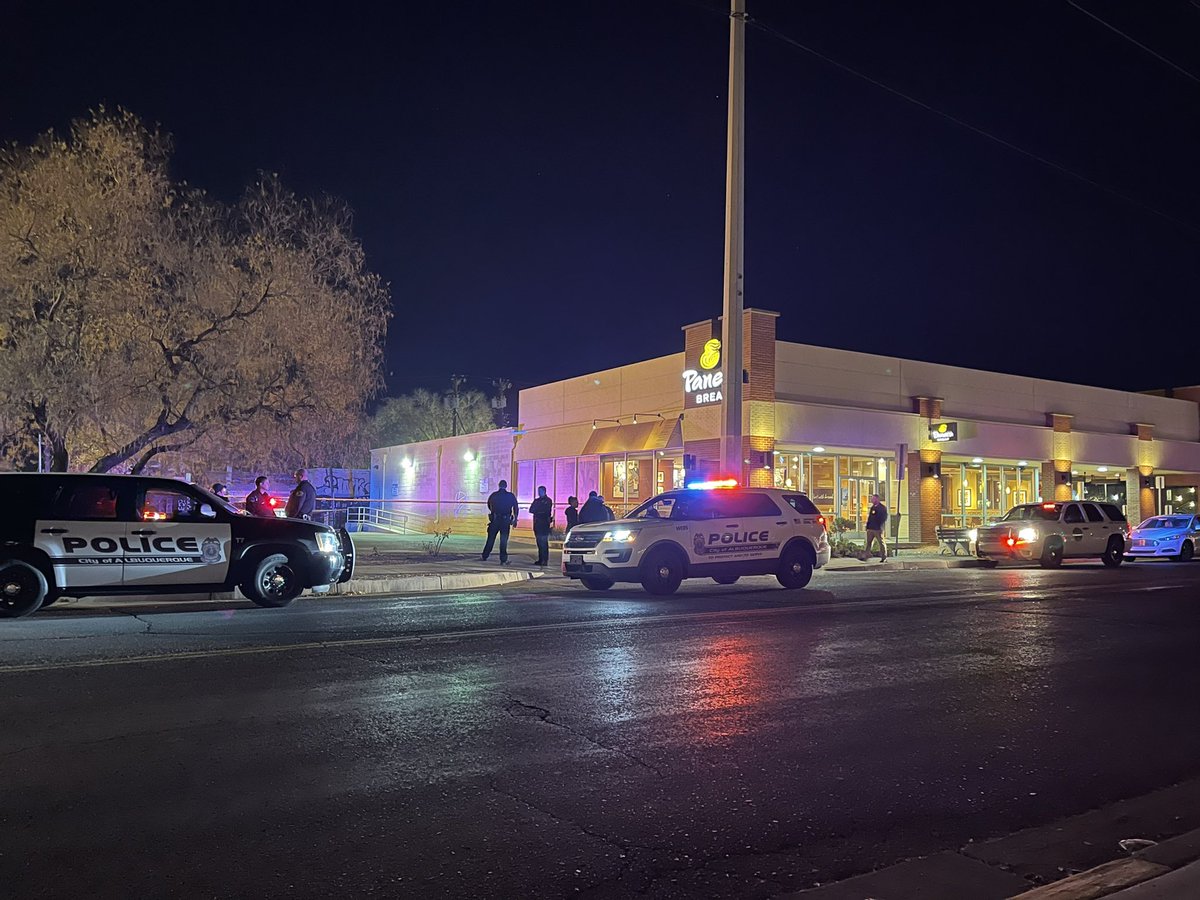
[
  {"xmin": 1008, "ymin": 828, "xmax": 1200, "ymax": 899},
  {"xmin": 827, "ymin": 557, "xmax": 986, "ymax": 572},
  {"xmin": 327, "ymin": 569, "xmax": 544, "ymax": 595}
]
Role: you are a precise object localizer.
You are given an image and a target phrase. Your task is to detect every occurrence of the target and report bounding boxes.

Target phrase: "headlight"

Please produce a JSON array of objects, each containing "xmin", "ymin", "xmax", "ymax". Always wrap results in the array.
[
  {"xmin": 968, "ymin": 529, "xmax": 978, "ymax": 542},
  {"xmin": 1017, "ymin": 527, "xmax": 1038, "ymax": 543},
  {"xmin": 603, "ymin": 528, "xmax": 637, "ymax": 543},
  {"xmin": 315, "ymin": 532, "xmax": 340, "ymax": 553}
]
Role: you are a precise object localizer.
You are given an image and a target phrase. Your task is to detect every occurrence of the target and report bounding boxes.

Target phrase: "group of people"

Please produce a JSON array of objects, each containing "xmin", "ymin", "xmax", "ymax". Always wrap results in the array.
[
  {"xmin": 209, "ymin": 469, "xmax": 318, "ymax": 520},
  {"xmin": 481, "ymin": 484, "xmax": 616, "ymax": 566}
]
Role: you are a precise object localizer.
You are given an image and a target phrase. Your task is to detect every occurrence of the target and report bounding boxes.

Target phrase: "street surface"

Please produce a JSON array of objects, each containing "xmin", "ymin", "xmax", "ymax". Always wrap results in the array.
[{"xmin": 3, "ymin": 562, "xmax": 1200, "ymax": 897}]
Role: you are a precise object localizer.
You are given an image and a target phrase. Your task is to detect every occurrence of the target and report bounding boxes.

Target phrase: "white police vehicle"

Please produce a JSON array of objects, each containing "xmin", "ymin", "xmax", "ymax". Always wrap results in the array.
[
  {"xmin": 0, "ymin": 473, "xmax": 354, "ymax": 618},
  {"xmin": 562, "ymin": 481, "xmax": 831, "ymax": 595}
]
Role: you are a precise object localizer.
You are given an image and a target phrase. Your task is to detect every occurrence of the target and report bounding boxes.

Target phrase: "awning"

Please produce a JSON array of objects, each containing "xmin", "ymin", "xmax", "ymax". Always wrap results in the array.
[{"xmin": 581, "ymin": 416, "xmax": 683, "ymax": 456}]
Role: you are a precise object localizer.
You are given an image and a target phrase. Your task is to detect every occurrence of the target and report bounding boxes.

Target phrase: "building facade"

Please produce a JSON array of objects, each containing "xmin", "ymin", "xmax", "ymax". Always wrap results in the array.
[{"xmin": 371, "ymin": 310, "xmax": 1200, "ymax": 541}]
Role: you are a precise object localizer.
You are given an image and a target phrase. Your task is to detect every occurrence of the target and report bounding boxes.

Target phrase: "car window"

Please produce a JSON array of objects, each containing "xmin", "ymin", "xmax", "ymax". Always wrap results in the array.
[
  {"xmin": 1083, "ymin": 503, "xmax": 1105, "ymax": 523},
  {"xmin": 1003, "ymin": 504, "xmax": 1060, "ymax": 522},
  {"xmin": 783, "ymin": 494, "xmax": 821, "ymax": 515},
  {"xmin": 60, "ymin": 483, "xmax": 119, "ymax": 520},
  {"xmin": 139, "ymin": 488, "xmax": 203, "ymax": 522},
  {"xmin": 1063, "ymin": 504, "xmax": 1085, "ymax": 524},
  {"xmin": 1100, "ymin": 503, "xmax": 1126, "ymax": 523},
  {"xmin": 708, "ymin": 492, "xmax": 782, "ymax": 518}
]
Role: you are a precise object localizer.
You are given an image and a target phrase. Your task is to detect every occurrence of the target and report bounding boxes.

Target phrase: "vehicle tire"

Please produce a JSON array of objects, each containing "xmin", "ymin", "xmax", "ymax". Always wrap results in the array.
[
  {"xmin": 776, "ymin": 542, "xmax": 815, "ymax": 589},
  {"xmin": 0, "ymin": 560, "xmax": 48, "ymax": 619},
  {"xmin": 1101, "ymin": 537, "xmax": 1124, "ymax": 568},
  {"xmin": 240, "ymin": 553, "xmax": 303, "ymax": 607},
  {"xmin": 712, "ymin": 575, "xmax": 740, "ymax": 585},
  {"xmin": 580, "ymin": 576, "xmax": 613, "ymax": 591},
  {"xmin": 1039, "ymin": 541, "xmax": 1064, "ymax": 569},
  {"xmin": 1124, "ymin": 556, "xmax": 1136, "ymax": 563},
  {"xmin": 640, "ymin": 547, "xmax": 685, "ymax": 596},
  {"xmin": 1177, "ymin": 541, "xmax": 1195, "ymax": 563}
]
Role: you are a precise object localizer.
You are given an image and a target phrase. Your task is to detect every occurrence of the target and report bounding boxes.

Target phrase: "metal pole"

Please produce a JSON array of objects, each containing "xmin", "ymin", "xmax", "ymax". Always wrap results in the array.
[
  {"xmin": 719, "ymin": 0, "xmax": 746, "ymax": 476},
  {"xmin": 37, "ymin": 432, "xmax": 43, "ymax": 473}
]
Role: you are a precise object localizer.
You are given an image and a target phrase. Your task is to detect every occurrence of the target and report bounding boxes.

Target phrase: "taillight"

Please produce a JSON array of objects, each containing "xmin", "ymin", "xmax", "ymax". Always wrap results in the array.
[
  {"xmin": 1005, "ymin": 536, "xmax": 1016, "ymax": 547},
  {"xmin": 817, "ymin": 515, "xmax": 826, "ymax": 530}
]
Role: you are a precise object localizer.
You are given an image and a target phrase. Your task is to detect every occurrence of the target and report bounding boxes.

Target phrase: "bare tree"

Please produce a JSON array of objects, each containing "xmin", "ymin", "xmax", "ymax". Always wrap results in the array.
[
  {"xmin": 369, "ymin": 388, "xmax": 498, "ymax": 447},
  {"xmin": 0, "ymin": 109, "xmax": 390, "ymax": 472}
]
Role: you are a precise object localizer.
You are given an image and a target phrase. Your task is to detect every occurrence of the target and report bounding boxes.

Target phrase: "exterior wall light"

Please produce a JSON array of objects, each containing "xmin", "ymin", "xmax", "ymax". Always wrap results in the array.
[
  {"xmin": 812, "ymin": 446, "xmax": 825, "ymax": 453},
  {"xmin": 463, "ymin": 451, "xmax": 475, "ymax": 462}
]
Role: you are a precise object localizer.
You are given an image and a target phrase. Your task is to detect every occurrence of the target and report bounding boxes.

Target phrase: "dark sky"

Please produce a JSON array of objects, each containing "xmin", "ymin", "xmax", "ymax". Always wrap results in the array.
[{"xmin": 5, "ymin": 1, "xmax": 1199, "ymax": 395}]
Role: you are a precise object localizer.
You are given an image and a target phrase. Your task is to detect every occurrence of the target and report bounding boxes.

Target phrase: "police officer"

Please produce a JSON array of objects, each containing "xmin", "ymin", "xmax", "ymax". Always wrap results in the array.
[
  {"xmin": 529, "ymin": 485, "xmax": 554, "ymax": 567},
  {"xmin": 244, "ymin": 476, "xmax": 276, "ymax": 517},
  {"xmin": 578, "ymin": 491, "xmax": 608, "ymax": 524},
  {"xmin": 482, "ymin": 479, "xmax": 518, "ymax": 564},
  {"xmin": 211, "ymin": 483, "xmax": 231, "ymax": 502},
  {"xmin": 285, "ymin": 468, "xmax": 317, "ymax": 520}
]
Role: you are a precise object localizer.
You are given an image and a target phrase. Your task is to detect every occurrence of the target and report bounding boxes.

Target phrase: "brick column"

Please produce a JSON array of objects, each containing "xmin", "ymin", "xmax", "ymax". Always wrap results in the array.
[
  {"xmin": 744, "ymin": 309, "xmax": 778, "ymax": 488},
  {"xmin": 1046, "ymin": 413, "xmax": 1073, "ymax": 501},
  {"xmin": 910, "ymin": 396, "xmax": 945, "ymax": 545},
  {"xmin": 1132, "ymin": 423, "xmax": 1157, "ymax": 521}
]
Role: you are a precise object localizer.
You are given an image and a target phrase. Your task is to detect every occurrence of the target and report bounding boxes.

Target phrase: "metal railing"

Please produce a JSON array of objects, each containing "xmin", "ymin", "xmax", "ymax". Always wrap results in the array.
[{"xmin": 334, "ymin": 506, "xmax": 437, "ymax": 535}]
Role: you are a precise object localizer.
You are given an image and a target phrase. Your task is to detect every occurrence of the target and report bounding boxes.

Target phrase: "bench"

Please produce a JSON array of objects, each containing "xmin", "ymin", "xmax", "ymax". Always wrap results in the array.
[{"xmin": 935, "ymin": 526, "xmax": 973, "ymax": 556}]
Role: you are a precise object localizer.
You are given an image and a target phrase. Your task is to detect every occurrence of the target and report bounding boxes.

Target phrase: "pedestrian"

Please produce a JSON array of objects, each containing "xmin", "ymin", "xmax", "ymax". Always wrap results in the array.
[
  {"xmin": 285, "ymin": 468, "xmax": 317, "ymax": 520},
  {"xmin": 211, "ymin": 483, "xmax": 231, "ymax": 502},
  {"xmin": 578, "ymin": 490, "xmax": 607, "ymax": 524},
  {"xmin": 598, "ymin": 494, "xmax": 616, "ymax": 521},
  {"xmin": 564, "ymin": 496, "xmax": 580, "ymax": 532},
  {"xmin": 244, "ymin": 476, "xmax": 276, "ymax": 518},
  {"xmin": 482, "ymin": 479, "xmax": 519, "ymax": 564},
  {"xmin": 864, "ymin": 493, "xmax": 889, "ymax": 561},
  {"xmin": 529, "ymin": 485, "xmax": 554, "ymax": 567}
]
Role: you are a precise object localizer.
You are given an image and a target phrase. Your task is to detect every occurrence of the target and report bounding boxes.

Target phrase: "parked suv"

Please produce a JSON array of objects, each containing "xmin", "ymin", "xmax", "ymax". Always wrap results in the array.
[
  {"xmin": 562, "ymin": 484, "xmax": 831, "ymax": 595},
  {"xmin": 974, "ymin": 501, "xmax": 1128, "ymax": 568},
  {"xmin": 0, "ymin": 473, "xmax": 355, "ymax": 618}
]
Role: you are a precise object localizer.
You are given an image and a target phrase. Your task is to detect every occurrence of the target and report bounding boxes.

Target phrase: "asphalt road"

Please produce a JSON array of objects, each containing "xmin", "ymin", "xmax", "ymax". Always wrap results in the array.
[{"xmin": 3, "ymin": 561, "xmax": 1200, "ymax": 898}]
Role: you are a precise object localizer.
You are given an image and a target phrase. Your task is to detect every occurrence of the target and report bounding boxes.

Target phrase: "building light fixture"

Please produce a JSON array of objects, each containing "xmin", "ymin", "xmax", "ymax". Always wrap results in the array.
[
  {"xmin": 592, "ymin": 418, "xmax": 620, "ymax": 430},
  {"xmin": 812, "ymin": 446, "xmax": 825, "ymax": 453},
  {"xmin": 1017, "ymin": 460, "xmax": 1027, "ymax": 467},
  {"xmin": 463, "ymin": 450, "xmax": 475, "ymax": 463},
  {"xmin": 1097, "ymin": 466, "xmax": 1108, "ymax": 473},
  {"xmin": 400, "ymin": 458, "xmax": 413, "ymax": 470},
  {"xmin": 972, "ymin": 457, "xmax": 983, "ymax": 464}
]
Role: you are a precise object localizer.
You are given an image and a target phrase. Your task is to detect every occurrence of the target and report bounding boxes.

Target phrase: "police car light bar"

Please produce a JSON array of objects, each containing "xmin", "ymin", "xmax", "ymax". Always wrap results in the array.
[{"xmin": 686, "ymin": 478, "xmax": 739, "ymax": 490}]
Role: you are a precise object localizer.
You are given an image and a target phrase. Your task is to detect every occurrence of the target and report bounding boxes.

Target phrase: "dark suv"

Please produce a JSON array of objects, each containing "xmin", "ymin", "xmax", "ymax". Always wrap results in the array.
[{"xmin": 0, "ymin": 473, "xmax": 354, "ymax": 618}]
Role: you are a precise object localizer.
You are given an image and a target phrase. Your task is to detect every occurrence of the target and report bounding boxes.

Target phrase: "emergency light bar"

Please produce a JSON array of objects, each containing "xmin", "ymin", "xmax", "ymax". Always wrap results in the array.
[{"xmin": 686, "ymin": 478, "xmax": 739, "ymax": 490}]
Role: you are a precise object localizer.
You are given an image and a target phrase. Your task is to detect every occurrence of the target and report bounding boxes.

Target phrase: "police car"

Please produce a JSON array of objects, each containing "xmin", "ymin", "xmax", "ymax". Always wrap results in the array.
[
  {"xmin": 0, "ymin": 473, "xmax": 354, "ymax": 618},
  {"xmin": 562, "ymin": 481, "xmax": 831, "ymax": 594}
]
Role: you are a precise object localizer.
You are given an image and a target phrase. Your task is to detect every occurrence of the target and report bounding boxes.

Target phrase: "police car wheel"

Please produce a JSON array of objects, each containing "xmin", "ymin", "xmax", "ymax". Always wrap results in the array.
[
  {"xmin": 712, "ymin": 576, "xmax": 740, "ymax": 585},
  {"xmin": 776, "ymin": 544, "xmax": 814, "ymax": 589},
  {"xmin": 242, "ymin": 554, "xmax": 302, "ymax": 608},
  {"xmin": 579, "ymin": 576, "xmax": 613, "ymax": 591},
  {"xmin": 0, "ymin": 560, "xmax": 48, "ymax": 618},
  {"xmin": 640, "ymin": 548, "xmax": 684, "ymax": 596}
]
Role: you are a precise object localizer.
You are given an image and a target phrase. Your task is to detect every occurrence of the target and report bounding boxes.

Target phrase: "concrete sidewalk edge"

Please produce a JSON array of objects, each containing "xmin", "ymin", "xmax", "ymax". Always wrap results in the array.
[{"xmin": 327, "ymin": 568, "xmax": 544, "ymax": 595}]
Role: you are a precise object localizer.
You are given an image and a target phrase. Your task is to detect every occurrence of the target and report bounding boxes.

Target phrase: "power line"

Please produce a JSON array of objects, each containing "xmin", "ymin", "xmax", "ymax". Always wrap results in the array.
[
  {"xmin": 742, "ymin": 13, "xmax": 1200, "ymax": 240},
  {"xmin": 1066, "ymin": 0, "xmax": 1200, "ymax": 86}
]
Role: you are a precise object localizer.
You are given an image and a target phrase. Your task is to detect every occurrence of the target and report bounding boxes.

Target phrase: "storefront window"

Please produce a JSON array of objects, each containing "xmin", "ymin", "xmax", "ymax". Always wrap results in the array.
[
  {"xmin": 948, "ymin": 461, "xmax": 1040, "ymax": 527},
  {"xmin": 772, "ymin": 450, "xmax": 895, "ymax": 534}
]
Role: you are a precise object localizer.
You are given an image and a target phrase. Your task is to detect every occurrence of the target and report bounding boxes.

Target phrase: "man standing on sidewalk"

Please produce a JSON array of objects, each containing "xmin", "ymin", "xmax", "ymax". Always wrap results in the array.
[
  {"xmin": 864, "ymin": 494, "xmax": 888, "ymax": 561},
  {"xmin": 482, "ymin": 479, "xmax": 519, "ymax": 564},
  {"xmin": 529, "ymin": 485, "xmax": 554, "ymax": 567}
]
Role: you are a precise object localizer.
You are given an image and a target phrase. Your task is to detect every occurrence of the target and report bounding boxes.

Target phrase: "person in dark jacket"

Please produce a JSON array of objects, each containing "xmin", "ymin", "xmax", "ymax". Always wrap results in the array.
[
  {"xmin": 211, "ymin": 483, "xmax": 231, "ymax": 502},
  {"xmin": 864, "ymin": 494, "xmax": 888, "ymax": 561},
  {"xmin": 578, "ymin": 491, "xmax": 608, "ymax": 524},
  {"xmin": 482, "ymin": 479, "xmax": 519, "ymax": 564},
  {"xmin": 529, "ymin": 485, "xmax": 554, "ymax": 567},
  {"xmin": 598, "ymin": 495, "xmax": 616, "ymax": 521},
  {"xmin": 285, "ymin": 468, "xmax": 317, "ymax": 520},
  {"xmin": 564, "ymin": 496, "xmax": 580, "ymax": 532},
  {"xmin": 244, "ymin": 476, "xmax": 276, "ymax": 518}
]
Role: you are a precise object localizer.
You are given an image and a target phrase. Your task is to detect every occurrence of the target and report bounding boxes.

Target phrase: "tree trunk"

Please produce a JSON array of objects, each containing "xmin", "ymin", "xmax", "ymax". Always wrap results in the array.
[{"xmin": 48, "ymin": 432, "xmax": 69, "ymax": 472}]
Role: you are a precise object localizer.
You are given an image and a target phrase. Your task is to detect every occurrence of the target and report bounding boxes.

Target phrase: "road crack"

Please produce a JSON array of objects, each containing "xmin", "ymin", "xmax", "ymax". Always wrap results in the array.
[{"xmin": 504, "ymin": 697, "xmax": 663, "ymax": 777}]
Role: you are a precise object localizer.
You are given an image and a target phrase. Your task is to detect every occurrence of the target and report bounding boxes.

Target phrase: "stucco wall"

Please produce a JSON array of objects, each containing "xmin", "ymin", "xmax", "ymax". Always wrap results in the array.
[{"xmin": 518, "ymin": 353, "xmax": 685, "ymax": 430}]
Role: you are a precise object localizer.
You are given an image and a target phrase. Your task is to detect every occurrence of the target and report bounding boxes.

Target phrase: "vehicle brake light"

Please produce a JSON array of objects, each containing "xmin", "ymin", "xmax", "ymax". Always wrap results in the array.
[
  {"xmin": 269, "ymin": 497, "xmax": 278, "ymax": 507},
  {"xmin": 1042, "ymin": 503, "xmax": 1057, "ymax": 510},
  {"xmin": 1005, "ymin": 536, "xmax": 1016, "ymax": 547},
  {"xmin": 817, "ymin": 515, "xmax": 826, "ymax": 530}
]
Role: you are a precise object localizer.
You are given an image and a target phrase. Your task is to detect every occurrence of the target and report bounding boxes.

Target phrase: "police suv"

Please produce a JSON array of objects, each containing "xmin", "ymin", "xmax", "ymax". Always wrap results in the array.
[
  {"xmin": 562, "ymin": 483, "xmax": 831, "ymax": 594},
  {"xmin": 0, "ymin": 473, "xmax": 354, "ymax": 618}
]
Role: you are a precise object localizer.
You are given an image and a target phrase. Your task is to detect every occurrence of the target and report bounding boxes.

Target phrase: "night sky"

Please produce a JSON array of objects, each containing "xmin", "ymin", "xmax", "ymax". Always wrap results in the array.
[{"xmin": 5, "ymin": 1, "xmax": 1199, "ymax": 397}]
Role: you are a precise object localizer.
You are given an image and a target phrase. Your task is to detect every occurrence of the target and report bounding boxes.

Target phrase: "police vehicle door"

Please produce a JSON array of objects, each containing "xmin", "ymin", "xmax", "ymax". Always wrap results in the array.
[
  {"xmin": 123, "ymin": 485, "xmax": 232, "ymax": 586},
  {"xmin": 35, "ymin": 479, "xmax": 128, "ymax": 589}
]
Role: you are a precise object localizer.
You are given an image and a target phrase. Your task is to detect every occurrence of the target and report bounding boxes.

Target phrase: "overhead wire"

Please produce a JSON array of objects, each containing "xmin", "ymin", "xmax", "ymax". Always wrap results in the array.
[
  {"xmin": 674, "ymin": 0, "xmax": 1200, "ymax": 239},
  {"xmin": 1065, "ymin": 0, "xmax": 1200, "ymax": 86}
]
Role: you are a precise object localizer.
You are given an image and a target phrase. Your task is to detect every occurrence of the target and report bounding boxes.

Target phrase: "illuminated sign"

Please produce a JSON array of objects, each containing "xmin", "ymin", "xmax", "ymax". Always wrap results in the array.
[
  {"xmin": 929, "ymin": 421, "xmax": 958, "ymax": 443},
  {"xmin": 684, "ymin": 320, "xmax": 724, "ymax": 409}
]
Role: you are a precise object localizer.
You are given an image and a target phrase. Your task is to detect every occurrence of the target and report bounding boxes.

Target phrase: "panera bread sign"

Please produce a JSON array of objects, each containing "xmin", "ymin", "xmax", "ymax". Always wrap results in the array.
[
  {"xmin": 683, "ymin": 322, "xmax": 724, "ymax": 409},
  {"xmin": 929, "ymin": 421, "xmax": 958, "ymax": 443}
]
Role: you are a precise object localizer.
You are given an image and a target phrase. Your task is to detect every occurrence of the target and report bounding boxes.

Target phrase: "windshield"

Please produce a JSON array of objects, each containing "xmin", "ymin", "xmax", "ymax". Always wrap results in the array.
[
  {"xmin": 1002, "ymin": 504, "xmax": 1061, "ymax": 522},
  {"xmin": 193, "ymin": 485, "xmax": 245, "ymax": 516},
  {"xmin": 628, "ymin": 492, "xmax": 694, "ymax": 521},
  {"xmin": 1139, "ymin": 517, "xmax": 1191, "ymax": 530}
]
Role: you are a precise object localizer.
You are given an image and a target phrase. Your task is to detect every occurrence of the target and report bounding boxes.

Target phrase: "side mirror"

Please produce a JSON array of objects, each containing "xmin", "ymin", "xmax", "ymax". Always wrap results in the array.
[{"xmin": 199, "ymin": 503, "xmax": 216, "ymax": 519}]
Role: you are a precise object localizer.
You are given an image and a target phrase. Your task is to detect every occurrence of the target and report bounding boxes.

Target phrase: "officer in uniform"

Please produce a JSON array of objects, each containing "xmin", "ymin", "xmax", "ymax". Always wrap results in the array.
[
  {"xmin": 482, "ymin": 480, "xmax": 519, "ymax": 564},
  {"xmin": 285, "ymin": 468, "xmax": 317, "ymax": 520},
  {"xmin": 244, "ymin": 476, "xmax": 276, "ymax": 517}
]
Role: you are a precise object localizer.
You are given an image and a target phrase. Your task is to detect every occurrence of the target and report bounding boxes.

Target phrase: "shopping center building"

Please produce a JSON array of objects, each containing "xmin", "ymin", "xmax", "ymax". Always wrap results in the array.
[{"xmin": 370, "ymin": 310, "xmax": 1200, "ymax": 541}]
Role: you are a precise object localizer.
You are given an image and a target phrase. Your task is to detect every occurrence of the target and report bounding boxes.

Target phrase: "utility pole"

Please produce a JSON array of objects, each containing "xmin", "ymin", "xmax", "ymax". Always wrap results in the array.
[
  {"xmin": 719, "ymin": 0, "xmax": 746, "ymax": 477},
  {"xmin": 447, "ymin": 374, "xmax": 466, "ymax": 437}
]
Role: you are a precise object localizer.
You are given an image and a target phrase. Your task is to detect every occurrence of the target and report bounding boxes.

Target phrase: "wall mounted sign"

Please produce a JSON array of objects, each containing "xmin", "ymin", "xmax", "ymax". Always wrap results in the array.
[
  {"xmin": 929, "ymin": 421, "xmax": 958, "ymax": 443},
  {"xmin": 683, "ymin": 319, "xmax": 724, "ymax": 409}
]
